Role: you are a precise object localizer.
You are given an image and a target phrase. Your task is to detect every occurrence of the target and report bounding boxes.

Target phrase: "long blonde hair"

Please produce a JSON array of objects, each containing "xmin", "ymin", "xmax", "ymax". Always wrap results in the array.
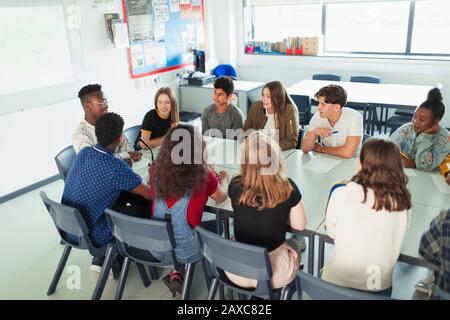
[{"xmin": 237, "ymin": 131, "xmax": 293, "ymax": 210}]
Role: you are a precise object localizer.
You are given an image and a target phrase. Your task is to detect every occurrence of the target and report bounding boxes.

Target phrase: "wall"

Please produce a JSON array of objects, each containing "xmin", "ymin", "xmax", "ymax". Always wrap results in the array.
[
  {"xmin": 210, "ymin": 0, "xmax": 450, "ymax": 128},
  {"xmin": 0, "ymin": 0, "xmax": 180, "ymax": 198}
]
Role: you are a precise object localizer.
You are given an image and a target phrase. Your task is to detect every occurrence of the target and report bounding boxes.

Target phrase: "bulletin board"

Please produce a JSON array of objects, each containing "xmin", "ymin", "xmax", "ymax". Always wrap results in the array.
[{"xmin": 122, "ymin": 0, "xmax": 205, "ymax": 79}]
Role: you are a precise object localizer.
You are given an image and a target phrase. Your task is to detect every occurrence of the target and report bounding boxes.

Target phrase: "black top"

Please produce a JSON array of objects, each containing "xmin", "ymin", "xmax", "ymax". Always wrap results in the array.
[
  {"xmin": 228, "ymin": 176, "xmax": 302, "ymax": 252},
  {"xmin": 138, "ymin": 109, "xmax": 171, "ymax": 143}
]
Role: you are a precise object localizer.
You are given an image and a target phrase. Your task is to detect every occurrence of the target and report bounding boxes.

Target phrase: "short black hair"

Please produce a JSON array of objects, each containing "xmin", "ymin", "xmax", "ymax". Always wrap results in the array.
[
  {"xmin": 95, "ymin": 112, "xmax": 124, "ymax": 147},
  {"xmin": 315, "ymin": 85, "xmax": 347, "ymax": 108},
  {"xmin": 214, "ymin": 76, "xmax": 234, "ymax": 96},
  {"xmin": 78, "ymin": 84, "xmax": 102, "ymax": 106},
  {"xmin": 420, "ymin": 88, "xmax": 445, "ymax": 121}
]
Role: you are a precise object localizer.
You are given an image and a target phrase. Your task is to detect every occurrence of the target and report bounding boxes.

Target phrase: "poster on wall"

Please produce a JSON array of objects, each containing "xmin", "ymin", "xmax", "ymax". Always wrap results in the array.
[{"xmin": 123, "ymin": 0, "xmax": 205, "ymax": 78}]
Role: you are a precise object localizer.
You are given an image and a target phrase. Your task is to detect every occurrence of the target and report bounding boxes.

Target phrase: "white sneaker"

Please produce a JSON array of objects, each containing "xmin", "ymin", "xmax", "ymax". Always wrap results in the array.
[{"xmin": 415, "ymin": 272, "xmax": 435, "ymax": 295}]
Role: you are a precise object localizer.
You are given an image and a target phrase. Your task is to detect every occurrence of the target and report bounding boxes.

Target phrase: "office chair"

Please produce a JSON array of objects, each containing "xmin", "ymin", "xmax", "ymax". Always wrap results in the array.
[
  {"xmin": 350, "ymin": 75, "xmax": 381, "ymax": 84},
  {"xmin": 105, "ymin": 208, "xmax": 208, "ymax": 300},
  {"xmin": 290, "ymin": 94, "xmax": 312, "ymax": 128},
  {"xmin": 196, "ymin": 226, "xmax": 296, "ymax": 300},
  {"xmin": 123, "ymin": 125, "xmax": 141, "ymax": 150},
  {"xmin": 312, "ymin": 74, "xmax": 341, "ymax": 81},
  {"xmin": 54, "ymin": 146, "xmax": 76, "ymax": 181},
  {"xmin": 212, "ymin": 64, "xmax": 238, "ymax": 79},
  {"xmin": 295, "ymin": 271, "xmax": 392, "ymax": 300}
]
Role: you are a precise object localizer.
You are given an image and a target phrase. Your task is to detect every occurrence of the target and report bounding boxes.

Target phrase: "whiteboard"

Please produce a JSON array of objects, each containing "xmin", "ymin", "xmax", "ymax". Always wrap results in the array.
[{"xmin": 0, "ymin": 0, "xmax": 85, "ymax": 115}]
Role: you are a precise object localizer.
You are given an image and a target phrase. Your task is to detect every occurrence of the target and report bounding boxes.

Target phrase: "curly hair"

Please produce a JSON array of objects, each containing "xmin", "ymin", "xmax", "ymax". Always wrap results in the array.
[
  {"xmin": 351, "ymin": 138, "xmax": 412, "ymax": 212},
  {"xmin": 95, "ymin": 112, "xmax": 124, "ymax": 146},
  {"xmin": 152, "ymin": 124, "xmax": 208, "ymax": 199},
  {"xmin": 419, "ymin": 88, "xmax": 445, "ymax": 121},
  {"xmin": 78, "ymin": 84, "xmax": 101, "ymax": 106}
]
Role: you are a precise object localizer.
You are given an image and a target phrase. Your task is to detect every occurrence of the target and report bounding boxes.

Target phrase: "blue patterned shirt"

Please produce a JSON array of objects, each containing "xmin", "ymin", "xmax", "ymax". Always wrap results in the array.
[
  {"xmin": 62, "ymin": 144, "xmax": 142, "ymax": 246},
  {"xmin": 390, "ymin": 123, "xmax": 450, "ymax": 171}
]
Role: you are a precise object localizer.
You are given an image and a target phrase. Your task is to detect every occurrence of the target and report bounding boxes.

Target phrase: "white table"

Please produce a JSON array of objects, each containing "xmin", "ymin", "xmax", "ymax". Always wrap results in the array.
[
  {"xmin": 180, "ymin": 80, "xmax": 265, "ymax": 118},
  {"xmin": 283, "ymin": 150, "xmax": 449, "ymax": 273},
  {"xmin": 287, "ymin": 79, "xmax": 435, "ymax": 134}
]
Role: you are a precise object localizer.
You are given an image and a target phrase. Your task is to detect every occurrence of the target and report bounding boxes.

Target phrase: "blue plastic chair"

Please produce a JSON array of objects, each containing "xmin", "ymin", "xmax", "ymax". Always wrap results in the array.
[
  {"xmin": 290, "ymin": 95, "xmax": 312, "ymax": 128},
  {"xmin": 123, "ymin": 125, "xmax": 141, "ymax": 150},
  {"xmin": 54, "ymin": 146, "xmax": 76, "ymax": 181},
  {"xmin": 105, "ymin": 208, "xmax": 208, "ymax": 300},
  {"xmin": 196, "ymin": 226, "xmax": 296, "ymax": 300},
  {"xmin": 212, "ymin": 64, "xmax": 238, "ymax": 79},
  {"xmin": 350, "ymin": 75, "xmax": 381, "ymax": 84},
  {"xmin": 39, "ymin": 191, "xmax": 111, "ymax": 298},
  {"xmin": 312, "ymin": 74, "xmax": 341, "ymax": 81},
  {"xmin": 295, "ymin": 271, "xmax": 392, "ymax": 300}
]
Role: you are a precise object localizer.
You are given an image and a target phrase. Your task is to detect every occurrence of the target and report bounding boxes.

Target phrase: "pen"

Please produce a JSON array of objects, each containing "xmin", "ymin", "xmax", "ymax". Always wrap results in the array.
[
  {"xmin": 400, "ymin": 151, "xmax": 411, "ymax": 160},
  {"xmin": 332, "ymin": 131, "xmax": 338, "ymax": 134}
]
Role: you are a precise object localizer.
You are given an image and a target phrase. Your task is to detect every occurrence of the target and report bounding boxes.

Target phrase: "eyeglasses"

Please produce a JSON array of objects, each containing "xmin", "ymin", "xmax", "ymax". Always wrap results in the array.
[{"xmin": 88, "ymin": 98, "xmax": 109, "ymax": 106}]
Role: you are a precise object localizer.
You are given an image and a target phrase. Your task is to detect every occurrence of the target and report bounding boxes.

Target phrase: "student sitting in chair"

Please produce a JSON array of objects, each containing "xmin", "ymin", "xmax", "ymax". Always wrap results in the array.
[
  {"xmin": 226, "ymin": 131, "xmax": 307, "ymax": 289},
  {"xmin": 322, "ymin": 139, "xmax": 411, "ymax": 296},
  {"xmin": 73, "ymin": 84, "xmax": 141, "ymax": 162},
  {"xmin": 62, "ymin": 112, "xmax": 152, "ymax": 272},
  {"xmin": 390, "ymin": 88, "xmax": 450, "ymax": 171},
  {"xmin": 138, "ymin": 87, "xmax": 180, "ymax": 149},
  {"xmin": 201, "ymin": 76, "xmax": 244, "ymax": 139},
  {"xmin": 301, "ymin": 85, "xmax": 363, "ymax": 158},
  {"xmin": 243, "ymin": 81, "xmax": 299, "ymax": 150},
  {"xmin": 148, "ymin": 124, "xmax": 229, "ymax": 298}
]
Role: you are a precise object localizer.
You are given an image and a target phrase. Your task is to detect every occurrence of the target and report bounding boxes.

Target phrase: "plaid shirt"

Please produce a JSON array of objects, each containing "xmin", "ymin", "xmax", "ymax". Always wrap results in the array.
[{"xmin": 419, "ymin": 209, "xmax": 450, "ymax": 293}]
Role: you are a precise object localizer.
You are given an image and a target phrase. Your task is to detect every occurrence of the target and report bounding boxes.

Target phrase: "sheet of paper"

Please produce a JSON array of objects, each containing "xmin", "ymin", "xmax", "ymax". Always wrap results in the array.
[
  {"xmin": 403, "ymin": 168, "xmax": 417, "ymax": 177},
  {"xmin": 431, "ymin": 174, "xmax": 450, "ymax": 194},
  {"xmin": 130, "ymin": 44, "xmax": 144, "ymax": 68},
  {"xmin": 302, "ymin": 156, "xmax": 342, "ymax": 174},
  {"xmin": 170, "ymin": 0, "xmax": 180, "ymax": 12},
  {"xmin": 112, "ymin": 22, "xmax": 129, "ymax": 48},
  {"xmin": 155, "ymin": 5, "xmax": 170, "ymax": 23}
]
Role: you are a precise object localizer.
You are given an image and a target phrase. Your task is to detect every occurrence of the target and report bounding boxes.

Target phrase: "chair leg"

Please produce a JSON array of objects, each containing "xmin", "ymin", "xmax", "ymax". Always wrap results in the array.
[
  {"xmin": 91, "ymin": 243, "xmax": 116, "ymax": 300},
  {"xmin": 114, "ymin": 257, "xmax": 131, "ymax": 300},
  {"xmin": 148, "ymin": 266, "xmax": 160, "ymax": 281},
  {"xmin": 136, "ymin": 263, "xmax": 151, "ymax": 287},
  {"xmin": 181, "ymin": 263, "xmax": 196, "ymax": 300},
  {"xmin": 280, "ymin": 286, "xmax": 294, "ymax": 300},
  {"xmin": 207, "ymin": 278, "xmax": 219, "ymax": 300},
  {"xmin": 201, "ymin": 259, "xmax": 212, "ymax": 289},
  {"xmin": 47, "ymin": 245, "xmax": 72, "ymax": 295},
  {"xmin": 237, "ymin": 293, "xmax": 248, "ymax": 300},
  {"xmin": 219, "ymin": 283, "xmax": 225, "ymax": 300}
]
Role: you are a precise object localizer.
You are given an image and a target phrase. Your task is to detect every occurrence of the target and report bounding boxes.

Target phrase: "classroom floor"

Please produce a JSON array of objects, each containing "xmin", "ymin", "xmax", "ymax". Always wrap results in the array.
[{"xmin": 0, "ymin": 177, "xmax": 431, "ymax": 300}]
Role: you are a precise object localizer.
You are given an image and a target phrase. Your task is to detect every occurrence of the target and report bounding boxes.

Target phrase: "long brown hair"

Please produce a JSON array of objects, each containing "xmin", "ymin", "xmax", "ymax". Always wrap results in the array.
[
  {"xmin": 351, "ymin": 138, "xmax": 412, "ymax": 212},
  {"xmin": 263, "ymin": 81, "xmax": 296, "ymax": 135},
  {"xmin": 152, "ymin": 124, "xmax": 208, "ymax": 199},
  {"xmin": 236, "ymin": 131, "xmax": 293, "ymax": 210},
  {"xmin": 154, "ymin": 87, "xmax": 180, "ymax": 125}
]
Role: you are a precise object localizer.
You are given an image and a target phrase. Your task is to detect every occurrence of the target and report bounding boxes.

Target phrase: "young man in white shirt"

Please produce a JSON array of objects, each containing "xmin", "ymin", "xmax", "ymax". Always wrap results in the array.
[
  {"xmin": 301, "ymin": 84, "xmax": 363, "ymax": 158},
  {"xmin": 73, "ymin": 84, "xmax": 142, "ymax": 161}
]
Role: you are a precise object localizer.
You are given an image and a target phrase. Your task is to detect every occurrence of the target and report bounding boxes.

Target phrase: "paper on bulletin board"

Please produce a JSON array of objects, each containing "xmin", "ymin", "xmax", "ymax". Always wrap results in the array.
[
  {"xmin": 128, "ymin": 14, "xmax": 154, "ymax": 42},
  {"xmin": 155, "ymin": 5, "xmax": 170, "ymax": 23},
  {"xmin": 130, "ymin": 44, "xmax": 145, "ymax": 68},
  {"xmin": 154, "ymin": 0, "xmax": 168, "ymax": 5},
  {"xmin": 128, "ymin": 0, "xmax": 152, "ymax": 15},
  {"xmin": 154, "ymin": 22, "xmax": 166, "ymax": 41},
  {"xmin": 180, "ymin": 4, "xmax": 192, "ymax": 19},
  {"xmin": 191, "ymin": 4, "xmax": 202, "ymax": 20},
  {"xmin": 180, "ymin": 0, "xmax": 191, "ymax": 4},
  {"xmin": 169, "ymin": 0, "xmax": 180, "ymax": 12}
]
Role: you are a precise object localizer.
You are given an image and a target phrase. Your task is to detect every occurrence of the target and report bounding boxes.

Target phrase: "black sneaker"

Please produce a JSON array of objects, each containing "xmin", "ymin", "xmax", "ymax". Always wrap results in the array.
[{"xmin": 90, "ymin": 256, "xmax": 105, "ymax": 273}]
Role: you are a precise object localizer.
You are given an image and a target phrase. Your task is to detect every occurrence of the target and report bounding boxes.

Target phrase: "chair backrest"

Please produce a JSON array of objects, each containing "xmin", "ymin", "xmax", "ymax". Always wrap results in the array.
[
  {"xmin": 39, "ymin": 191, "xmax": 104, "ymax": 255},
  {"xmin": 312, "ymin": 74, "xmax": 341, "ymax": 81},
  {"xmin": 296, "ymin": 271, "xmax": 392, "ymax": 300},
  {"xmin": 123, "ymin": 125, "xmax": 141, "ymax": 150},
  {"xmin": 212, "ymin": 64, "xmax": 238, "ymax": 79},
  {"xmin": 362, "ymin": 133, "xmax": 371, "ymax": 143},
  {"xmin": 290, "ymin": 94, "xmax": 312, "ymax": 126},
  {"xmin": 54, "ymin": 146, "xmax": 76, "ymax": 181},
  {"xmin": 105, "ymin": 208, "xmax": 178, "ymax": 267},
  {"xmin": 296, "ymin": 128, "xmax": 306, "ymax": 149},
  {"xmin": 196, "ymin": 226, "xmax": 273, "ymax": 294},
  {"xmin": 350, "ymin": 75, "xmax": 381, "ymax": 84}
]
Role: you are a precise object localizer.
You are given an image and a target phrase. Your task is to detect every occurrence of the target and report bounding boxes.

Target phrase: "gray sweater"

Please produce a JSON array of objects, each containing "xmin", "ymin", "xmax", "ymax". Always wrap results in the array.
[{"xmin": 201, "ymin": 103, "xmax": 244, "ymax": 139}]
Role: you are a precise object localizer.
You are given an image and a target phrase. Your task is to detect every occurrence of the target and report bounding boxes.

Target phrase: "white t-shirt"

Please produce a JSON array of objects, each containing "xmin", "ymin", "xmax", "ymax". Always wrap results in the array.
[
  {"xmin": 308, "ymin": 107, "xmax": 363, "ymax": 148},
  {"xmin": 263, "ymin": 110, "xmax": 277, "ymax": 138},
  {"xmin": 322, "ymin": 182, "xmax": 410, "ymax": 292}
]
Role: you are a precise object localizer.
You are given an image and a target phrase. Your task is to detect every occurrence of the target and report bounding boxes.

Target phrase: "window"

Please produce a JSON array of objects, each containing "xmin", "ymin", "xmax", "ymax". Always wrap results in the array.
[
  {"xmin": 252, "ymin": 4, "xmax": 321, "ymax": 42},
  {"xmin": 244, "ymin": 0, "xmax": 450, "ymax": 58},
  {"xmin": 325, "ymin": 1, "xmax": 410, "ymax": 53},
  {"xmin": 411, "ymin": 0, "xmax": 450, "ymax": 54}
]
